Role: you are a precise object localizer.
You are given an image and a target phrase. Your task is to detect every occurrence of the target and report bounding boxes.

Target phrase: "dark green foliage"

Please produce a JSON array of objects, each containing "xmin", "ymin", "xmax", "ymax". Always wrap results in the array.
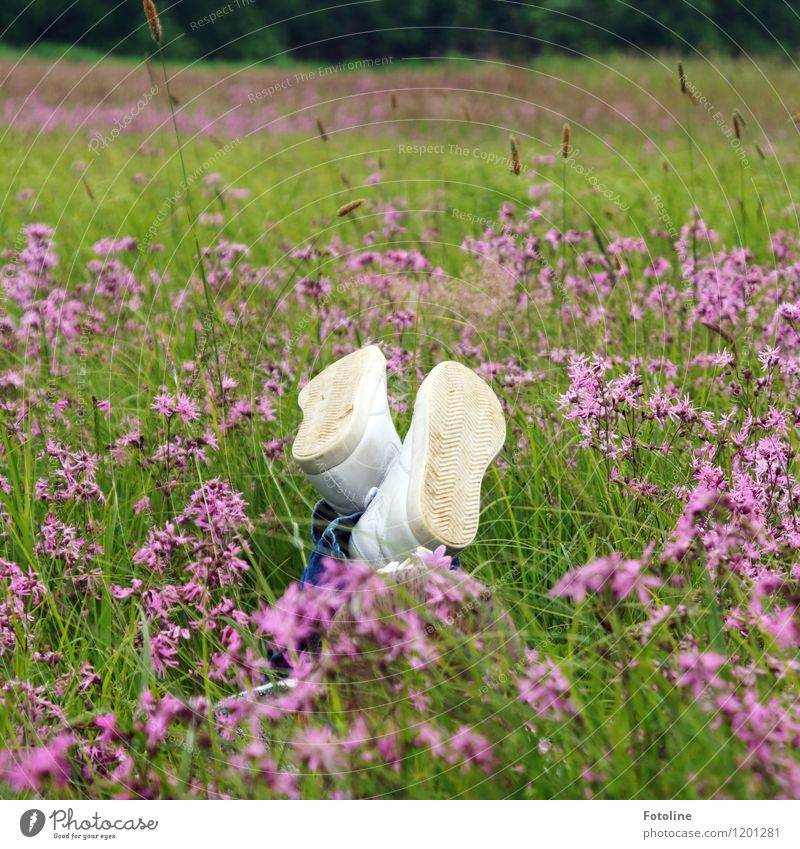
[{"xmin": 1, "ymin": 0, "xmax": 799, "ymax": 61}]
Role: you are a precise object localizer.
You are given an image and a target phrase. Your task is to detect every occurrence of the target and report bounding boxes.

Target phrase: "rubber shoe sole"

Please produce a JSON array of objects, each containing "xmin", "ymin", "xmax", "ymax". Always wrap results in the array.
[
  {"xmin": 407, "ymin": 361, "xmax": 506, "ymax": 550},
  {"xmin": 293, "ymin": 346, "xmax": 387, "ymax": 474}
]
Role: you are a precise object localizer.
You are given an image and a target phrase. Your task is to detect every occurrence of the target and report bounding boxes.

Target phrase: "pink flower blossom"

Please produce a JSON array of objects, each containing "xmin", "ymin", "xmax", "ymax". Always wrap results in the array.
[{"xmin": 549, "ymin": 552, "xmax": 660, "ymax": 603}]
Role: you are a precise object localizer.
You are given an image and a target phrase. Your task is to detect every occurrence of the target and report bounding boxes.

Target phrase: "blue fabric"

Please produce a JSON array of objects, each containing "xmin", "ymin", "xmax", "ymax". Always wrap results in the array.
[
  {"xmin": 301, "ymin": 500, "xmax": 365, "ymax": 587},
  {"xmin": 270, "ymin": 500, "xmax": 362, "ymax": 671},
  {"xmin": 270, "ymin": 499, "xmax": 462, "ymax": 671},
  {"xmin": 302, "ymin": 499, "xmax": 461, "ymax": 586}
]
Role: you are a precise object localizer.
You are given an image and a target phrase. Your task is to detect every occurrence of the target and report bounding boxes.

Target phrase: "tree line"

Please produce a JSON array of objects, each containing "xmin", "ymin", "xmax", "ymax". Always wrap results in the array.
[{"xmin": 2, "ymin": 1, "xmax": 799, "ymax": 61}]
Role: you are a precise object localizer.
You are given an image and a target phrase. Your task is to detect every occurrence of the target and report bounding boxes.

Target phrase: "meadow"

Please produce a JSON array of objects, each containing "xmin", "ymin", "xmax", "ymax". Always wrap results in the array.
[{"xmin": 0, "ymin": 48, "xmax": 799, "ymax": 799}]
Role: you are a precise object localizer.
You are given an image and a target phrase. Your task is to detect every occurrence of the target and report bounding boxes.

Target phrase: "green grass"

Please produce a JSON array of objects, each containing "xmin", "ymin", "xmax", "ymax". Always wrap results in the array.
[{"xmin": 1, "ymin": 53, "xmax": 799, "ymax": 799}]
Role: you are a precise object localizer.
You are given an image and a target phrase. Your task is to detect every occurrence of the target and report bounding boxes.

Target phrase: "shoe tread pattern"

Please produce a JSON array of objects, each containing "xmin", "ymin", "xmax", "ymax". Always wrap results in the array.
[
  {"xmin": 419, "ymin": 362, "xmax": 505, "ymax": 548},
  {"xmin": 293, "ymin": 347, "xmax": 376, "ymax": 466}
]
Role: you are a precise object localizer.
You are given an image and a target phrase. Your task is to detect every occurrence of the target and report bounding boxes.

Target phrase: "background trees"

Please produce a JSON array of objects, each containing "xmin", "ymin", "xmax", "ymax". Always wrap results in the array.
[{"xmin": 1, "ymin": 1, "xmax": 798, "ymax": 61}]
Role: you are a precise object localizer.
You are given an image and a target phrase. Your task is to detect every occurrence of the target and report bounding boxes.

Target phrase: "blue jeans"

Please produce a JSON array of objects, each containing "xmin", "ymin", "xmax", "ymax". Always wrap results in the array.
[
  {"xmin": 300, "ymin": 499, "xmax": 364, "ymax": 587},
  {"xmin": 302, "ymin": 499, "xmax": 460, "ymax": 586},
  {"xmin": 269, "ymin": 500, "xmax": 460, "ymax": 671}
]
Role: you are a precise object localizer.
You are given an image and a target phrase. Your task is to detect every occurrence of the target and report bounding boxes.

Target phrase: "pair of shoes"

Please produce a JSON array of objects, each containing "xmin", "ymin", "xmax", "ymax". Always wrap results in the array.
[{"xmin": 292, "ymin": 346, "xmax": 506, "ymax": 564}]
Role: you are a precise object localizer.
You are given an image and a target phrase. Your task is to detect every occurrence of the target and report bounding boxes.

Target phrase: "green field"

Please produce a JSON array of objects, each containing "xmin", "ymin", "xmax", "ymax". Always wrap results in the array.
[{"xmin": 0, "ymin": 52, "xmax": 799, "ymax": 799}]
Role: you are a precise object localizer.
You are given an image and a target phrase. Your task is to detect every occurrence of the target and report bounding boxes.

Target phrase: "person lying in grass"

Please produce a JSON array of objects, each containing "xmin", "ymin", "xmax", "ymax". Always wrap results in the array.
[{"xmin": 219, "ymin": 344, "xmax": 513, "ymax": 711}]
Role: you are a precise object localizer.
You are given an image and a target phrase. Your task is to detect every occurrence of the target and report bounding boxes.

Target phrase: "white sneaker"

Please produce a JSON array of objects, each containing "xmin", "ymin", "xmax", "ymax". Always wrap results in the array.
[
  {"xmin": 292, "ymin": 346, "xmax": 401, "ymax": 514},
  {"xmin": 213, "ymin": 678, "xmax": 298, "ymax": 717},
  {"xmin": 350, "ymin": 361, "xmax": 506, "ymax": 563}
]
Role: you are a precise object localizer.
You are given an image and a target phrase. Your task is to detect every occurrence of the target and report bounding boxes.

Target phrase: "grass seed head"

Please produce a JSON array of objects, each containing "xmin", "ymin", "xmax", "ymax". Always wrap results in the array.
[
  {"xmin": 509, "ymin": 134, "xmax": 521, "ymax": 175},
  {"xmin": 337, "ymin": 198, "xmax": 364, "ymax": 217},
  {"xmin": 390, "ymin": 93, "xmax": 398, "ymax": 109},
  {"xmin": 143, "ymin": 0, "xmax": 162, "ymax": 47},
  {"xmin": 81, "ymin": 174, "xmax": 95, "ymax": 202},
  {"xmin": 316, "ymin": 118, "xmax": 328, "ymax": 142},
  {"xmin": 678, "ymin": 63, "xmax": 698, "ymax": 105},
  {"xmin": 561, "ymin": 123, "xmax": 571, "ymax": 158},
  {"xmin": 733, "ymin": 113, "xmax": 742, "ymax": 140}
]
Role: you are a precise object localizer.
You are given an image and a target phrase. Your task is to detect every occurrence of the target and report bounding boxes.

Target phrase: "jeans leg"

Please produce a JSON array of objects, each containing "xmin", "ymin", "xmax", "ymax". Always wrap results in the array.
[
  {"xmin": 301, "ymin": 500, "xmax": 364, "ymax": 587},
  {"xmin": 270, "ymin": 502, "xmax": 461, "ymax": 672},
  {"xmin": 270, "ymin": 501, "xmax": 363, "ymax": 671},
  {"xmin": 307, "ymin": 498, "xmax": 460, "ymax": 582}
]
